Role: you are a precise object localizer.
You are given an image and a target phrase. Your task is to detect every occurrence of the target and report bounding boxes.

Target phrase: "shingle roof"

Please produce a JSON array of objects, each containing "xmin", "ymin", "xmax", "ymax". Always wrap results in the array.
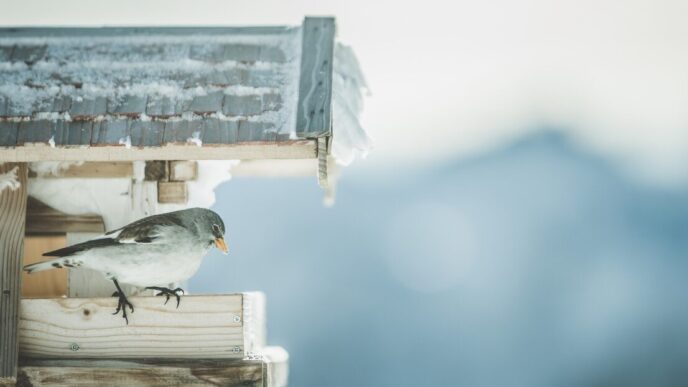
[{"xmin": 0, "ymin": 26, "xmax": 303, "ymax": 149}]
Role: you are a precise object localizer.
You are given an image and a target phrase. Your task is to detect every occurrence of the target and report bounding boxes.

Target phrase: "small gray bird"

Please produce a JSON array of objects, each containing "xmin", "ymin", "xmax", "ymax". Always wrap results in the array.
[{"xmin": 23, "ymin": 207, "xmax": 228, "ymax": 323}]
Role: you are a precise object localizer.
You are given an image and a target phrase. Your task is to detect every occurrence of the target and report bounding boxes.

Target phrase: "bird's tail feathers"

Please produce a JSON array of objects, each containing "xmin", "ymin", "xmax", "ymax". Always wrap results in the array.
[{"xmin": 23, "ymin": 258, "xmax": 82, "ymax": 274}]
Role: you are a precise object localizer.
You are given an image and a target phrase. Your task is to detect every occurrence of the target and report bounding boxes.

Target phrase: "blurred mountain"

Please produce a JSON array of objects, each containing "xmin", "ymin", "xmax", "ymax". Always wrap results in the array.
[{"xmin": 193, "ymin": 130, "xmax": 688, "ymax": 387}]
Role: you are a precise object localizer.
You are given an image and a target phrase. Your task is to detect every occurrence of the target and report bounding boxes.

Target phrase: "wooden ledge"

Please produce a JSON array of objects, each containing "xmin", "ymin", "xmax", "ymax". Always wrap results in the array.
[
  {"xmin": 18, "ymin": 346, "xmax": 288, "ymax": 387},
  {"xmin": 19, "ymin": 293, "xmax": 265, "ymax": 359}
]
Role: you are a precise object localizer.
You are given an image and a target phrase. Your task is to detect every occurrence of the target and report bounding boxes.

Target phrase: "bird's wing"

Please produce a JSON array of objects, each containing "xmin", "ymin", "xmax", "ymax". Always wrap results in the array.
[
  {"xmin": 43, "ymin": 212, "xmax": 187, "ymax": 257},
  {"xmin": 109, "ymin": 212, "xmax": 185, "ymax": 244}
]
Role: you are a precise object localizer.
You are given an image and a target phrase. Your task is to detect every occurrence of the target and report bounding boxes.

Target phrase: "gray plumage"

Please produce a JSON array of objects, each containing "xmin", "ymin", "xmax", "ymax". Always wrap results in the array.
[{"xmin": 23, "ymin": 207, "xmax": 228, "ymax": 287}]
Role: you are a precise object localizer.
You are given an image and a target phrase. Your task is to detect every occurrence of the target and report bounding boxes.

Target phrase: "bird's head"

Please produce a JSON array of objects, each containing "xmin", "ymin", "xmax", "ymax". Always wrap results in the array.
[
  {"xmin": 211, "ymin": 222, "xmax": 228, "ymax": 255},
  {"xmin": 191, "ymin": 208, "xmax": 228, "ymax": 255}
]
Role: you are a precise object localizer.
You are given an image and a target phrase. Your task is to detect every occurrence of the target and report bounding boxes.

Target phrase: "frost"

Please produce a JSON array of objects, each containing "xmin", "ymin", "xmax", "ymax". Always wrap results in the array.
[
  {"xmin": 187, "ymin": 131, "xmax": 203, "ymax": 147},
  {"xmin": 0, "ymin": 166, "xmax": 20, "ymax": 193},
  {"xmin": 29, "ymin": 161, "xmax": 84, "ymax": 176},
  {"xmin": 139, "ymin": 113, "xmax": 151, "ymax": 122},
  {"xmin": 118, "ymin": 136, "xmax": 132, "ymax": 149},
  {"xmin": 330, "ymin": 44, "xmax": 372, "ymax": 165}
]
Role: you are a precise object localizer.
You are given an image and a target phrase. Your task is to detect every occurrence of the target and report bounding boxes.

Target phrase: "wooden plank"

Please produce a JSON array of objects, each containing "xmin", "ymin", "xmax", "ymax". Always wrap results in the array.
[
  {"xmin": 25, "ymin": 197, "xmax": 105, "ymax": 234},
  {"xmin": 21, "ymin": 236, "xmax": 68, "ymax": 299},
  {"xmin": 0, "ymin": 163, "xmax": 27, "ymax": 383},
  {"xmin": 0, "ymin": 141, "xmax": 317, "ymax": 161},
  {"xmin": 169, "ymin": 161, "xmax": 198, "ymax": 181},
  {"xmin": 295, "ymin": 17, "xmax": 336, "ymax": 138},
  {"xmin": 157, "ymin": 181, "xmax": 188, "ymax": 204},
  {"xmin": 19, "ymin": 294, "xmax": 263, "ymax": 359},
  {"xmin": 28, "ymin": 162, "xmax": 133, "ymax": 178},
  {"xmin": 17, "ymin": 349, "xmax": 288, "ymax": 387}
]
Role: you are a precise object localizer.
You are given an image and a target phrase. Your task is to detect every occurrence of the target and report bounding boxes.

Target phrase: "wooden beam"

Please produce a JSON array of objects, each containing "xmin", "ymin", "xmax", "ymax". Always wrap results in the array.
[
  {"xmin": 26, "ymin": 197, "xmax": 105, "ymax": 235},
  {"xmin": 169, "ymin": 161, "xmax": 198, "ymax": 181},
  {"xmin": 296, "ymin": 17, "xmax": 336, "ymax": 138},
  {"xmin": 0, "ymin": 141, "xmax": 317, "ymax": 162},
  {"xmin": 28, "ymin": 162, "xmax": 133, "ymax": 178},
  {"xmin": 18, "ymin": 346, "xmax": 288, "ymax": 387},
  {"xmin": 157, "ymin": 181, "xmax": 188, "ymax": 204},
  {"xmin": 19, "ymin": 293, "xmax": 265, "ymax": 359},
  {"xmin": 0, "ymin": 163, "xmax": 27, "ymax": 383}
]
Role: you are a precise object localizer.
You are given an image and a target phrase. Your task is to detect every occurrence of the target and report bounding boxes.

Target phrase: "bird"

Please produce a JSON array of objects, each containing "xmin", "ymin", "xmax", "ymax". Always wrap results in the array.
[{"xmin": 23, "ymin": 207, "xmax": 228, "ymax": 324}]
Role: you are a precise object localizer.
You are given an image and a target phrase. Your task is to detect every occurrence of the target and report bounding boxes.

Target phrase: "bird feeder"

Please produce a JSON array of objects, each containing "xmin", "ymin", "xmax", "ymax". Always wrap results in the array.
[{"xmin": 0, "ymin": 17, "xmax": 369, "ymax": 386}]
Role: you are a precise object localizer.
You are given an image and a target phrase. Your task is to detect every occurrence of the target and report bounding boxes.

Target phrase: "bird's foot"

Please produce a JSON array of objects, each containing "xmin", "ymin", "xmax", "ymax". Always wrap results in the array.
[
  {"xmin": 146, "ymin": 286, "xmax": 185, "ymax": 308},
  {"xmin": 111, "ymin": 291, "xmax": 134, "ymax": 324}
]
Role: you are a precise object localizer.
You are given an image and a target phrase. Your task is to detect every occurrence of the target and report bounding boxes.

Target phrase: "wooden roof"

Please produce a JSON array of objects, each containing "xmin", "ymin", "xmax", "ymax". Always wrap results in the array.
[{"xmin": 0, "ymin": 18, "xmax": 336, "ymax": 162}]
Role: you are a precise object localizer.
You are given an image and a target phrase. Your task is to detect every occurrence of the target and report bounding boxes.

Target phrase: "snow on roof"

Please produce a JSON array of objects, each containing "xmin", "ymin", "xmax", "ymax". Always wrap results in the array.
[
  {"xmin": 0, "ymin": 26, "xmax": 299, "ymax": 144},
  {"xmin": 0, "ymin": 21, "xmax": 371, "ymax": 167}
]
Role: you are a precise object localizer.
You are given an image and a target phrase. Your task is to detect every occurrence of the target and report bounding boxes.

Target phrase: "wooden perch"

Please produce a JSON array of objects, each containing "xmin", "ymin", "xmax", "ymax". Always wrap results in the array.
[
  {"xmin": 18, "ymin": 346, "xmax": 288, "ymax": 387},
  {"xmin": 19, "ymin": 293, "xmax": 265, "ymax": 359}
]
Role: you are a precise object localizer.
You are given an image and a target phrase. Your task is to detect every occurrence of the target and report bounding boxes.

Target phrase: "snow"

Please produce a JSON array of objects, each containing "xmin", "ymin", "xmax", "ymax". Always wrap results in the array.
[
  {"xmin": 118, "ymin": 136, "xmax": 132, "ymax": 149},
  {"xmin": 331, "ymin": 44, "xmax": 373, "ymax": 166},
  {"xmin": 156, "ymin": 160, "xmax": 240, "ymax": 213},
  {"xmin": 0, "ymin": 29, "xmax": 300, "ymax": 133},
  {"xmin": 0, "ymin": 166, "xmax": 21, "ymax": 193},
  {"xmin": 187, "ymin": 131, "xmax": 202, "ymax": 147},
  {"xmin": 29, "ymin": 161, "xmax": 83, "ymax": 177},
  {"xmin": 48, "ymin": 136, "xmax": 55, "ymax": 148}
]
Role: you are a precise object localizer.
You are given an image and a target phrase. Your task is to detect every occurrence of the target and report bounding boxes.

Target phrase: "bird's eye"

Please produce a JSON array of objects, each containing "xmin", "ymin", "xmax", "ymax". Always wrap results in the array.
[{"xmin": 212, "ymin": 224, "xmax": 221, "ymax": 235}]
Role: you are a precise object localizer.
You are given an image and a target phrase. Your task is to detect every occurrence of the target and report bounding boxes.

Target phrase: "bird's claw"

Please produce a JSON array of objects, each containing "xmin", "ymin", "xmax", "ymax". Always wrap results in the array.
[
  {"xmin": 111, "ymin": 290, "xmax": 134, "ymax": 324},
  {"xmin": 146, "ymin": 286, "xmax": 185, "ymax": 308}
]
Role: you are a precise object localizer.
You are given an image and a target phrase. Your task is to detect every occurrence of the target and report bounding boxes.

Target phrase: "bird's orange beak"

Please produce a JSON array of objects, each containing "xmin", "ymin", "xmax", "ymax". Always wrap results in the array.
[{"xmin": 214, "ymin": 237, "xmax": 229, "ymax": 254}]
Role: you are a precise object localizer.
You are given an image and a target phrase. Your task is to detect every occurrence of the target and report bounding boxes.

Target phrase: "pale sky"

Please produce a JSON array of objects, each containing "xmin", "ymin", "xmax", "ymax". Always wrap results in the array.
[{"xmin": 2, "ymin": 0, "xmax": 687, "ymax": 185}]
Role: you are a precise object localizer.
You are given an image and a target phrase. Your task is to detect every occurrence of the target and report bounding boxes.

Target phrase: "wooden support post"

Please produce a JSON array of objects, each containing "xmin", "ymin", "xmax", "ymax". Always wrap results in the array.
[{"xmin": 0, "ymin": 163, "xmax": 27, "ymax": 384}]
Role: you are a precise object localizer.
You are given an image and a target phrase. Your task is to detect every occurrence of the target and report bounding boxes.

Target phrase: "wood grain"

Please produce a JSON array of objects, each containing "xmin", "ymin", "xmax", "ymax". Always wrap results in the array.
[
  {"xmin": 21, "ymin": 236, "xmax": 68, "ymax": 298},
  {"xmin": 296, "ymin": 17, "xmax": 336, "ymax": 138},
  {"xmin": 0, "ymin": 163, "xmax": 27, "ymax": 382},
  {"xmin": 19, "ymin": 294, "xmax": 263, "ymax": 359},
  {"xmin": 0, "ymin": 141, "xmax": 316, "ymax": 162},
  {"xmin": 28, "ymin": 162, "xmax": 134, "ymax": 178},
  {"xmin": 17, "ymin": 346, "xmax": 288, "ymax": 387},
  {"xmin": 157, "ymin": 181, "xmax": 188, "ymax": 204}
]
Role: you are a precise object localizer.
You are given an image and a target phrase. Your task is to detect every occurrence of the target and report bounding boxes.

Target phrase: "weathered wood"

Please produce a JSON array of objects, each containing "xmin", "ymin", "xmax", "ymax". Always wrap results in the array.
[
  {"xmin": 21, "ymin": 236, "xmax": 68, "ymax": 298},
  {"xmin": 169, "ymin": 161, "xmax": 198, "ymax": 181},
  {"xmin": 0, "ymin": 163, "xmax": 27, "ymax": 382},
  {"xmin": 157, "ymin": 181, "xmax": 188, "ymax": 204},
  {"xmin": 317, "ymin": 136, "xmax": 329, "ymax": 189},
  {"xmin": 28, "ymin": 162, "xmax": 134, "ymax": 179},
  {"xmin": 19, "ymin": 293, "xmax": 265, "ymax": 359},
  {"xmin": 0, "ymin": 141, "xmax": 317, "ymax": 162},
  {"xmin": 25, "ymin": 197, "xmax": 105, "ymax": 235},
  {"xmin": 144, "ymin": 160, "xmax": 168, "ymax": 181},
  {"xmin": 296, "ymin": 17, "xmax": 336, "ymax": 138},
  {"xmin": 17, "ymin": 346, "xmax": 288, "ymax": 387}
]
